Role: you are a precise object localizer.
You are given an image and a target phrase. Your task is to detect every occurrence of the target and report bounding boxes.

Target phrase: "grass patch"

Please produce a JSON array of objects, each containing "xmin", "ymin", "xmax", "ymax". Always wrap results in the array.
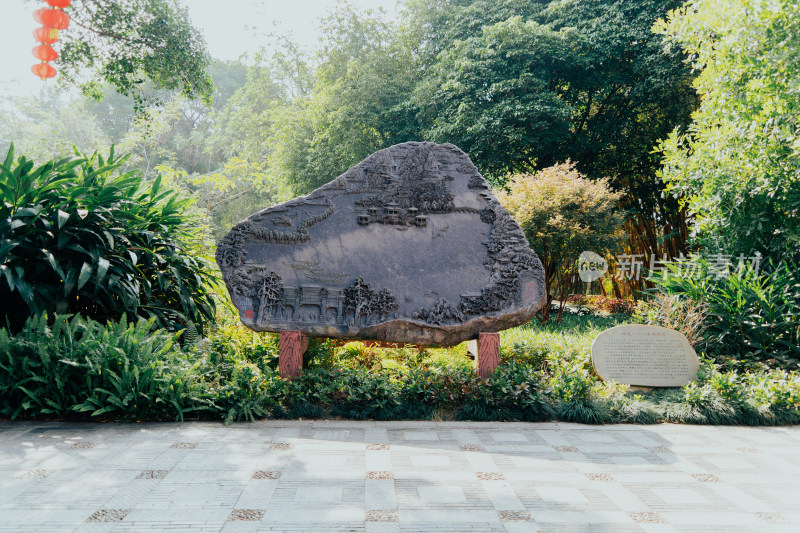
[{"xmin": 1, "ymin": 313, "xmax": 798, "ymax": 425}]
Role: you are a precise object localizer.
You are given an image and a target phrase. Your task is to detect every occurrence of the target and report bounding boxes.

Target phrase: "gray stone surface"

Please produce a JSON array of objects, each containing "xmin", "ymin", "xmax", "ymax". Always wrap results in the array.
[
  {"xmin": 592, "ymin": 325, "xmax": 700, "ymax": 387},
  {"xmin": 216, "ymin": 142, "xmax": 545, "ymax": 345}
]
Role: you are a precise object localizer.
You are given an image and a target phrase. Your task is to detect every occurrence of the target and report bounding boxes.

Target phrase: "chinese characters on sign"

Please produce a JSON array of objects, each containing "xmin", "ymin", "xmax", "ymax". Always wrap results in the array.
[{"xmin": 591, "ymin": 324, "xmax": 700, "ymax": 387}]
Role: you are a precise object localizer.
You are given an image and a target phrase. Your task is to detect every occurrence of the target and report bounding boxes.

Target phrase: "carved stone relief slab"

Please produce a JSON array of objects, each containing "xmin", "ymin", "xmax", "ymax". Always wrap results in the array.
[{"xmin": 216, "ymin": 142, "xmax": 546, "ymax": 346}]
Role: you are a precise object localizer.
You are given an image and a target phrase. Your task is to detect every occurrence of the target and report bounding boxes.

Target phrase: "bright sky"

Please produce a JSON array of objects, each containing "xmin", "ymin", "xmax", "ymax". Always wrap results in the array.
[{"xmin": 0, "ymin": 0, "xmax": 399, "ymax": 99}]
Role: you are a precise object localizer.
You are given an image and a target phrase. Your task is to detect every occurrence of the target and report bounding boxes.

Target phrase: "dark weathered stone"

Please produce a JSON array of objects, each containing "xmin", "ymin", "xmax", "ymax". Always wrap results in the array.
[{"xmin": 216, "ymin": 142, "xmax": 546, "ymax": 346}]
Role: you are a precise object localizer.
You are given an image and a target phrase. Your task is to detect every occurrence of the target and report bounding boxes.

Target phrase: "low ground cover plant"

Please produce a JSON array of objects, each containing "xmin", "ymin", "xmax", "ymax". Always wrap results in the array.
[{"xmin": 2, "ymin": 313, "xmax": 798, "ymax": 426}]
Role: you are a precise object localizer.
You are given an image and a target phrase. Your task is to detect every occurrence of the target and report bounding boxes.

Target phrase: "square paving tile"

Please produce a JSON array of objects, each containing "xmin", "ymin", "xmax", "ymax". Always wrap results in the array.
[
  {"xmin": 410, "ymin": 455, "xmax": 451, "ymax": 468},
  {"xmin": 1, "ymin": 421, "xmax": 799, "ymax": 533},
  {"xmin": 295, "ymin": 486, "xmax": 344, "ymax": 504},
  {"xmin": 417, "ymin": 485, "xmax": 467, "ymax": 504},
  {"xmin": 490, "ymin": 432, "xmax": 527, "ymax": 442},
  {"xmin": 402, "ymin": 431, "xmax": 439, "ymax": 441},
  {"xmin": 536, "ymin": 487, "xmax": 589, "ymax": 505},
  {"xmin": 653, "ymin": 488, "xmax": 709, "ymax": 506}
]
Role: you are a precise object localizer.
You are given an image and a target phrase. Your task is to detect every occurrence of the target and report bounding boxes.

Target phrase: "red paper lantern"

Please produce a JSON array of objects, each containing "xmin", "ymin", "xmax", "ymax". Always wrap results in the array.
[
  {"xmin": 45, "ymin": 0, "xmax": 72, "ymax": 7},
  {"xmin": 31, "ymin": 62, "xmax": 57, "ymax": 80},
  {"xmin": 33, "ymin": 8, "xmax": 70, "ymax": 30},
  {"xmin": 33, "ymin": 26, "xmax": 59, "ymax": 44},
  {"xmin": 32, "ymin": 44, "xmax": 58, "ymax": 62}
]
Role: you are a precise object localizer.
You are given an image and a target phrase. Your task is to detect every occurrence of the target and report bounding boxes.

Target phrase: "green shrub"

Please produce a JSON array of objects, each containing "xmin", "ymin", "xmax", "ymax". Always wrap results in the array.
[
  {"xmin": 418, "ymin": 349, "xmax": 474, "ymax": 373},
  {"xmin": 198, "ymin": 321, "xmax": 279, "ymax": 371},
  {"xmin": 547, "ymin": 355, "xmax": 612, "ymax": 424},
  {"xmin": 0, "ymin": 145, "xmax": 216, "ymax": 333},
  {"xmin": 498, "ymin": 162, "xmax": 625, "ymax": 323},
  {"xmin": 661, "ymin": 358, "xmax": 800, "ymax": 426},
  {"xmin": 0, "ymin": 314, "xmax": 210, "ymax": 421},
  {"xmin": 610, "ymin": 394, "xmax": 661, "ymax": 424},
  {"xmin": 401, "ymin": 365, "xmax": 474, "ymax": 413},
  {"xmin": 203, "ymin": 356, "xmax": 283, "ymax": 424},
  {"xmin": 395, "ymin": 367, "xmax": 451, "ymax": 419},
  {"xmin": 501, "ymin": 340, "xmax": 548, "ymax": 370},
  {"xmin": 304, "ymin": 339, "xmax": 337, "ymax": 369},
  {"xmin": 634, "ymin": 293, "xmax": 708, "ymax": 348},
  {"xmin": 653, "ymin": 258, "xmax": 800, "ymax": 370},
  {"xmin": 185, "ymin": 320, "xmax": 287, "ymax": 423},
  {"xmin": 2, "ymin": 313, "xmax": 799, "ymax": 426},
  {"xmin": 336, "ymin": 342, "xmax": 383, "ymax": 369},
  {"xmin": 455, "ymin": 362, "xmax": 552, "ymax": 421},
  {"xmin": 328, "ymin": 367, "xmax": 402, "ymax": 420}
]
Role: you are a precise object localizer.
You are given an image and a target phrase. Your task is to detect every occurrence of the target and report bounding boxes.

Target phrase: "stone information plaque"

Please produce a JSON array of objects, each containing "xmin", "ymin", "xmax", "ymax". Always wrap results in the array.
[
  {"xmin": 591, "ymin": 324, "xmax": 700, "ymax": 386},
  {"xmin": 216, "ymin": 142, "xmax": 546, "ymax": 346}
]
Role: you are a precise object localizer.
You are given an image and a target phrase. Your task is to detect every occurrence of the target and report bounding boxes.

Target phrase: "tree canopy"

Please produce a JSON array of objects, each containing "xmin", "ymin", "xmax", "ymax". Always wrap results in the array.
[
  {"xmin": 6, "ymin": 0, "xmax": 708, "ymax": 264},
  {"xmin": 219, "ymin": 0, "xmax": 697, "ymax": 274},
  {"xmin": 53, "ymin": 0, "xmax": 214, "ymax": 109},
  {"xmin": 412, "ymin": 0, "xmax": 696, "ymax": 183},
  {"xmin": 656, "ymin": 0, "xmax": 800, "ymax": 262}
]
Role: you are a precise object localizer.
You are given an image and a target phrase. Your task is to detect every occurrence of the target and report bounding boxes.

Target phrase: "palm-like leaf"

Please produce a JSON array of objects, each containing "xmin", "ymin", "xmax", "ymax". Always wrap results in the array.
[{"xmin": 0, "ymin": 145, "xmax": 216, "ymax": 333}]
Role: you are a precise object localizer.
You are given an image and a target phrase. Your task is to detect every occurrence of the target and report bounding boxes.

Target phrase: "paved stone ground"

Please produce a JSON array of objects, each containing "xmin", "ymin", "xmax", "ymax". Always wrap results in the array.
[{"xmin": 1, "ymin": 421, "xmax": 799, "ymax": 533}]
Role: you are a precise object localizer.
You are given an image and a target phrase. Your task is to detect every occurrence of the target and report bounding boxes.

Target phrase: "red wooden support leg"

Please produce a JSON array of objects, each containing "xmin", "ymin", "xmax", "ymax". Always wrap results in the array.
[
  {"xmin": 279, "ymin": 330, "xmax": 308, "ymax": 380},
  {"xmin": 476, "ymin": 332, "xmax": 500, "ymax": 378}
]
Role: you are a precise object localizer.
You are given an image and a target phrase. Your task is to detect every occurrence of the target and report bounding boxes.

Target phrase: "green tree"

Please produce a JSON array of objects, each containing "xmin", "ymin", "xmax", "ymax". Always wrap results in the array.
[
  {"xmin": 655, "ymin": 0, "xmax": 800, "ymax": 262},
  {"xmin": 222, "ymin": 5, "xmax": 421, "ymax": 196},
  {"xmin": 414, "ymin": 15, "xmax": 573, "ymax": 176},
  {"xmin": 116, "ymin": 97, "xmax": 183, "ymax": 178},
  {"xmin": 309, "ymin": 4, "xmax": 421, "ymax": 177},
  {"xmin": 499, "ymin": 163, "xmax": 625, "ymax": 323},
  {"xmin": 83, "ymin": 60, "xmax": 248, "ymax": 168},
  {"xmin": 215, "ymin": 40, "xmax": 306, "ymax": 188},
  {"xmin": 414, "ymin": 0, "xmax": 696, "ymax": 177},
  {"xmin": 168, "ymin": 60, "xmax": 249, "ymax": 175},
  {"xmin": 411, "ymin": 0, "xmax": 697, "ymax": 271},
  {"xmin": 53, "ymin": 0, "xmax": 214, "ymax": 110},
  {"xmin": 0, "ymin": 89, "xmax": 109, "ymax": 161}
]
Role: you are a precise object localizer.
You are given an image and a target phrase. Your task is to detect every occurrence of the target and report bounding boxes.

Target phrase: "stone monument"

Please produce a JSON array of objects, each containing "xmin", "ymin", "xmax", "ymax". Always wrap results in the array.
[
  {"xmin": 216, "ymin": 142, "xmax": 546, "ymax": 377},
  {"xmin": 591, "ymin": 324, "xmax": 700, "ymax": 387}
]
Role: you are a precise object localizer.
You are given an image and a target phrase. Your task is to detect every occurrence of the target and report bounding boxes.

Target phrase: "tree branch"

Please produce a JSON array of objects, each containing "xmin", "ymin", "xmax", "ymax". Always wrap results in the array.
[{"xmin": 70, "ymin": 18, "xmax": 142, "ymax": 45}]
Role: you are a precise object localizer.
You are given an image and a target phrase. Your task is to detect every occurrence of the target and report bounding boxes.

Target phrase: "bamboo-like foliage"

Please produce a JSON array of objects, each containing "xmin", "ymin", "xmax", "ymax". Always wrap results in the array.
[
  {"xmin": 0, "ymin": 314, "xmax": 210, "ymax": 421},
  {"xmin": 0, "ymin": 145, "xmax": 216, "ymax": 333},
  {"xmin": 652, "ymin": 259, "xmax": 800, "ymax": 369}
]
